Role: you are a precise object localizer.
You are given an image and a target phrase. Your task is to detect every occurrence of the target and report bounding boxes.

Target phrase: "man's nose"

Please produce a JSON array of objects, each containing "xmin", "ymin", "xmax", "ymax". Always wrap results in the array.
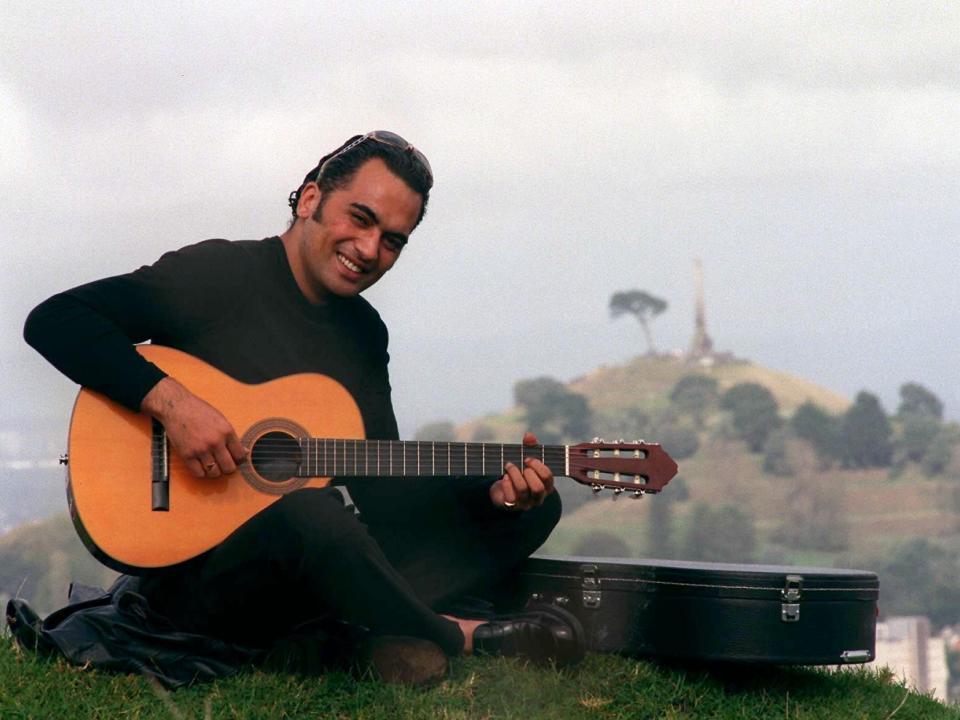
[{"xmin": 354, "ymin": 230, "xmax": 380, "ymax": 261}]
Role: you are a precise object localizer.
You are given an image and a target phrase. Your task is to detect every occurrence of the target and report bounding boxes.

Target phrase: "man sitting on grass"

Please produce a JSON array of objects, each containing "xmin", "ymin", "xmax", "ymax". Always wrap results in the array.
[{"xmin": 11, "ymin": 130, "xmax": 584, "ymax": 687}]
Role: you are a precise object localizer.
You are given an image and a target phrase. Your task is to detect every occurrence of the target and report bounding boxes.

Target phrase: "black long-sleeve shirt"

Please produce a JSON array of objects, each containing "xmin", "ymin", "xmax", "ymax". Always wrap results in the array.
[{"xmin": 24, "ymin": 236, "xmax": 484, "ymax": 522}]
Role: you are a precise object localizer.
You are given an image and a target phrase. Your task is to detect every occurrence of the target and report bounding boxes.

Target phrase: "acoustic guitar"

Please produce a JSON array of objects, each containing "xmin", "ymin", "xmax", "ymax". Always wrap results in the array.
[{"xmin": 64, "ymin": 345, "xmax": 678, "ymax": 573}]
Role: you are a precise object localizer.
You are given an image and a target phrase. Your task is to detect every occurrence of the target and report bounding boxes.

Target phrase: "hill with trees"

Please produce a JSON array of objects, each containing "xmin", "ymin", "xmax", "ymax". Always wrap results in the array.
[{"xmin": 438, "ymin": 355, "xmax": 960, "ymax": 629}]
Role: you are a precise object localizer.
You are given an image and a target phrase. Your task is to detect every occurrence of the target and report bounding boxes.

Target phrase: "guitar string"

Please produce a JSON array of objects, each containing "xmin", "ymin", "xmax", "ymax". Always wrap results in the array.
[{"xmin": 154, "ymin": 442, "xmax": 573, "ymax": 471}]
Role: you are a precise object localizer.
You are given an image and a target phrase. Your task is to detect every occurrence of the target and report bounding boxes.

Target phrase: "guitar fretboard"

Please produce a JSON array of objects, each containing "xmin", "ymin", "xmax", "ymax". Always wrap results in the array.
[{"xmin": 297, "ymin": 439, "xmax": 568, "ymax": 478}]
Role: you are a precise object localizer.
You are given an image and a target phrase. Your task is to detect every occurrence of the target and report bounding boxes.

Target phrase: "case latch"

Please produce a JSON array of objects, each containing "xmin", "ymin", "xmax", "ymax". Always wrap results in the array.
[
  {"xmin": 781, "ymin": 574, "xmax": 803, "ymax": 623},
  {"xmin": 581, "ymin": 564, "xmax": 602, "ymax": 610}
]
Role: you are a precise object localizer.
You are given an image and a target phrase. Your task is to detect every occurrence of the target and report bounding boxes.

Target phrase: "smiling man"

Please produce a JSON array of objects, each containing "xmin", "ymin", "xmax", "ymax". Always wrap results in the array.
[{"xmin": 18, "ymin": 132, "xmax": 584, "ymax": 685}]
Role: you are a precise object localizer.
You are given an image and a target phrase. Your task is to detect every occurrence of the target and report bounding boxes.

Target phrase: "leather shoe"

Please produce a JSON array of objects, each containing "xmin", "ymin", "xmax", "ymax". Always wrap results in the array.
[{"xmin": 472, "ymin": 603, "xmax": 585, "ymax": 667}]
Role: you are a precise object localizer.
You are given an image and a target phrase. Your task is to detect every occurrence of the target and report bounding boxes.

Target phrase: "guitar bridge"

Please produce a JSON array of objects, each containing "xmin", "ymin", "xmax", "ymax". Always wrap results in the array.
[{"xmin": 151, "ymin": 419, "xmax": 169, "ymax": 511}]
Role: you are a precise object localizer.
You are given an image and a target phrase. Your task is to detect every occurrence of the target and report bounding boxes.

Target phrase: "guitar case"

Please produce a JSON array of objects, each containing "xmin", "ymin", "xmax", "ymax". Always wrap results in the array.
[{"xmin": 506, "ymin": 555, "xmax": 878, "ymax": 665}]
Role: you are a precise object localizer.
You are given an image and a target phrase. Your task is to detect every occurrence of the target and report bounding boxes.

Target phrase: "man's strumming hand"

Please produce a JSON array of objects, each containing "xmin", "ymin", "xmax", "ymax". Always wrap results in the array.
[
  {"xmin": 141, "ymin": 377, "xmax": 247, "ymax": 479},
  {"xmin": 489, "ymin": 431, "xmax": 555, "ymax": 512}
]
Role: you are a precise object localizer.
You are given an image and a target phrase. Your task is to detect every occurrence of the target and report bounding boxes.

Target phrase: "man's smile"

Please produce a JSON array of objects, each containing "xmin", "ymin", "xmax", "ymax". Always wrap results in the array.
[{"xmin": 337, "ymin": 253, "xmax": 364, "ymax": 274}]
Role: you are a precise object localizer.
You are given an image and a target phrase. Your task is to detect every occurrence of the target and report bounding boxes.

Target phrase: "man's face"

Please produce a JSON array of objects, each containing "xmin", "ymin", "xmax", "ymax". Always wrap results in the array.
[{"xmin": 296, "ymin": 158, "xmax": 422, "ymax": 302}]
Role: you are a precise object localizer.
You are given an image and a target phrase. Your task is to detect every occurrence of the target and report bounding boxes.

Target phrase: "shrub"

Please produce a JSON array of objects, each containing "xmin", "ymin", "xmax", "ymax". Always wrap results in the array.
[
  {"xmin": 840, "ymin": 391, "xmax": 893, "ymax": 468},
  {"xmin": 682, "ymin": 502, "xmax": 756, "ymax": 563},
  {"xmin": 790, "ymin": 401, "xmax": 842, "ymax": 465},
  {"xmin": 514, "ymin": 376, "xmax": 592, "ymax": 444},
  {"xmin": 720, "ymin": 383, "xmax": 781, "ymax": 452},
  {"xmin": 897, "ymin": 415, "xmax": 941, "ymax": 463},
  {"xmin": 669, "ymin": 375, "xmax": 718, "ymax": 427},
  {"xmin": 897, "ymin": 382, "xmax": 944, "ymax": 420},
  {"xmin": 762, "ymin": 427, "xmax": 793, "ymax": 476},
  {"xmin": 656, "ymin": 425, "xmax": 700, "ymax": 461}
]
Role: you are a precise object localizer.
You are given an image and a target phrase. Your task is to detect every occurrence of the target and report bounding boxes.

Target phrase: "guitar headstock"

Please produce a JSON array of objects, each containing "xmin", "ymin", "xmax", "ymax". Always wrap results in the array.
[{"xmin": 568, "ymin": 439, "xmax": 678, "ymax": 498}]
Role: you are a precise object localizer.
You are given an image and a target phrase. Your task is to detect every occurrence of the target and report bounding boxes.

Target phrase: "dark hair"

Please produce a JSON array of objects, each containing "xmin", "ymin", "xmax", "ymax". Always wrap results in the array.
[{"xmin": 288, "ymin": 134, "xmax": 432, "ymax": 227}]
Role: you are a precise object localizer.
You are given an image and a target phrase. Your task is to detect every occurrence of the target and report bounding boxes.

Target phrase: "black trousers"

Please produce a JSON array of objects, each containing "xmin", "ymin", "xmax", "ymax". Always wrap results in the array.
[{"xmin": 139, "ymin": 486, "xmax": 561, "ymax": 656}]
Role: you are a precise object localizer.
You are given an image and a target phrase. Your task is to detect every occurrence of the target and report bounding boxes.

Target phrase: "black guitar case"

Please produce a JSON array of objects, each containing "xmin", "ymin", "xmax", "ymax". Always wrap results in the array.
[{"xmin": 508, "ymin": 555, "xmax": 878, "ymax": 665}]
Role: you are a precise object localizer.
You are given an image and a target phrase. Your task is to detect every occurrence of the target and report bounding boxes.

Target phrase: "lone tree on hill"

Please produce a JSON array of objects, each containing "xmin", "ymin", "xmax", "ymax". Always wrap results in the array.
[{"xmin": 609, "ymin": 290, "xmax": 668, "ymax": 355}]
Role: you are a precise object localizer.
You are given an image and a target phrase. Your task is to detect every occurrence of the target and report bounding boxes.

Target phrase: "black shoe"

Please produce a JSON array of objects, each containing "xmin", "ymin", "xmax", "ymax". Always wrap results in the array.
[
  {"xmin": 472, "ymin": 603, "xmax": 585, "ymax": 667},
  {"xmin": 356, "ymin": 635, "xmax": 450, "ymax": 687}
]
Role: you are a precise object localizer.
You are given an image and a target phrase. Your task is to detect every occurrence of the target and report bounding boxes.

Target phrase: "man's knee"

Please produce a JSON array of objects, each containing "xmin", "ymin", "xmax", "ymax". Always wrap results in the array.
[{"xmin": 266, "ymin": 487, "xmax": 370, "ymax": 554}]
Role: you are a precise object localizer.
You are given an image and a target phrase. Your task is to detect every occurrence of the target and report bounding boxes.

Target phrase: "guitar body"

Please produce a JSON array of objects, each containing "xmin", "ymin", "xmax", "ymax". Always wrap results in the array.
[
  {"xmin": 67, "ymin": 345, "xmax": 364, "ymax": 573},
  {"xmin": 66, "ymin": 346, "xmax": 678, "ymax": 574}
]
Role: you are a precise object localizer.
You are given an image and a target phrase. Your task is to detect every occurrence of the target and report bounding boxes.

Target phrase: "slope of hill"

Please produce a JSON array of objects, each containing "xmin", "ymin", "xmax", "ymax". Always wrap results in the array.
[
  {"xmin": 568, "ymin": 355, "xmax": 850, "ymax": 417},
  {"xmin": 460, "ymin": 355, "xmax": 850, "ymax": 444},
  {"xmin": 450, "ymin": 354, "xmax": 960, "ymax": 624}
]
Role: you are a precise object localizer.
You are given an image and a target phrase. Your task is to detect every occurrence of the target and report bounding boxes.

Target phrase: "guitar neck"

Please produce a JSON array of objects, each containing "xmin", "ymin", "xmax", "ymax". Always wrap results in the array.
[{"xmin": 295, "ymin": 439, "xmax": 567, "ymax": 479}]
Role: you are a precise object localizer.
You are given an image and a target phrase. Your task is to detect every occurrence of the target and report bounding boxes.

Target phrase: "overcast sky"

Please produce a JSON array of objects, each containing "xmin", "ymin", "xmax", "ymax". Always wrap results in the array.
[{"xmin": 1, "ymin": 1, "xmax": 958, "ymax": 438}]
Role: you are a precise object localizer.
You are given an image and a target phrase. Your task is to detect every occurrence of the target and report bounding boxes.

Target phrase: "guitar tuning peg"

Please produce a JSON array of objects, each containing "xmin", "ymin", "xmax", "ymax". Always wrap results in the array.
[
  {"xmin": 617, "ymin": 438, "xmax": 625, "ymax": 444},
  {"xmin": 634, "ymin": 438, "xmax": 646, "ymax": 445},
  {"xmin": 631, "ymin": 490, "xmax": 644, "ymax": 499},
  {"xmin": 591, "ymin": 484, "xmax": 603, "ymax": 494},
  {"xmin": 592, "ymin": 437, "xmax": 601, "ymax": 443}
]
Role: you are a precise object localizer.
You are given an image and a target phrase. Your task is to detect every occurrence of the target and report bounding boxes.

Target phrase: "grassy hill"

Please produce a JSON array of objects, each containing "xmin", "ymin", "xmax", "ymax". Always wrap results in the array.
[
  {"xmin": 450, "ymin": 355, "xmax": 960, "ymax": 612},
  {"xmin": 568, "ymin": 356, "xmax": 850, "ymax": 418},
  {"xmin": 461, "ymin": 356, "xmax": 849, "ymax": 443},
  {"xmin": 2, "ymin": 637, "xmax": 955, "ymax": 719}
]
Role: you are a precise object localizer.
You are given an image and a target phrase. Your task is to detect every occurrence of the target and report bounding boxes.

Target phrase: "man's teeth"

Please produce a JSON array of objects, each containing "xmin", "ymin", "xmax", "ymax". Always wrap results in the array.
[{"xmin": 338, "ymin": 254, "xmax": 362, "ymax": 273}]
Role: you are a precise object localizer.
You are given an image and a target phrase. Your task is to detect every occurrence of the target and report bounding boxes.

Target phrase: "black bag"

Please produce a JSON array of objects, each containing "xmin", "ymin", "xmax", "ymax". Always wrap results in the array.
[
  {"xmin": 5, "ymin": 576, "xmax": 260, "ymax": 688},
  {"xmin": 508, "ymin": 555, "xmax": 878, "ymax": 665}
]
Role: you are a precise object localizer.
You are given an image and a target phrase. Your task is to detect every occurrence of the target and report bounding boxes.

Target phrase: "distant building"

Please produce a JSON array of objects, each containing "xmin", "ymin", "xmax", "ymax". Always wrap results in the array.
[
  {"xmin": 685, "ymin": 259, "xmax": 736, "ymax": 367},
  {"xmin": 874, "ymin": 616, "xmax": 949, "ymax": 702}
]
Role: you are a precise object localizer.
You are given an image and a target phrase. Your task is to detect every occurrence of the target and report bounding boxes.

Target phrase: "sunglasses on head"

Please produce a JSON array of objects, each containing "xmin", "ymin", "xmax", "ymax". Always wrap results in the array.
[{"xmin": 317, "ymin": 130, "xmax": 433, "ymax": 187}]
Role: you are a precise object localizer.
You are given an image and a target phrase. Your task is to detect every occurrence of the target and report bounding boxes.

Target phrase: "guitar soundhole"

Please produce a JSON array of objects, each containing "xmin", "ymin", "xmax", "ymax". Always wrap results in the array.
[{"xmin": 251, "ymin": 431, "xmax": 301, "ymax": 482}]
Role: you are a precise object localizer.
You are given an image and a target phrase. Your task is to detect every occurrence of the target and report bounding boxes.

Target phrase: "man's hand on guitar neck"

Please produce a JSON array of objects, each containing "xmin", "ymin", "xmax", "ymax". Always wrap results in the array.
[
  {"xmin": 489, "ymin": 432, "xmax": 555, "ymax": 512},
  {"xmin": 141, "ymin": 377, "xmax": 248, "ymax": 479}
]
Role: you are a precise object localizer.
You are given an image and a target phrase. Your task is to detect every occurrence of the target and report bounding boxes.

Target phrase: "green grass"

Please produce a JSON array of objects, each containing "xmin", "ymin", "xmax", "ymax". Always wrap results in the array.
[{"xmin": 2, "ymin": 637, "xmax": 956, "ymax": 719}]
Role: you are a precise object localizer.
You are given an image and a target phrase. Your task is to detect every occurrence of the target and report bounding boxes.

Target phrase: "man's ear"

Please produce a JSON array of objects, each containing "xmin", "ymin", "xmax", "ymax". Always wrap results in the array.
[{"xmin": 296, "ymin": 182, "xmax": 322, "ymax": 219}]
